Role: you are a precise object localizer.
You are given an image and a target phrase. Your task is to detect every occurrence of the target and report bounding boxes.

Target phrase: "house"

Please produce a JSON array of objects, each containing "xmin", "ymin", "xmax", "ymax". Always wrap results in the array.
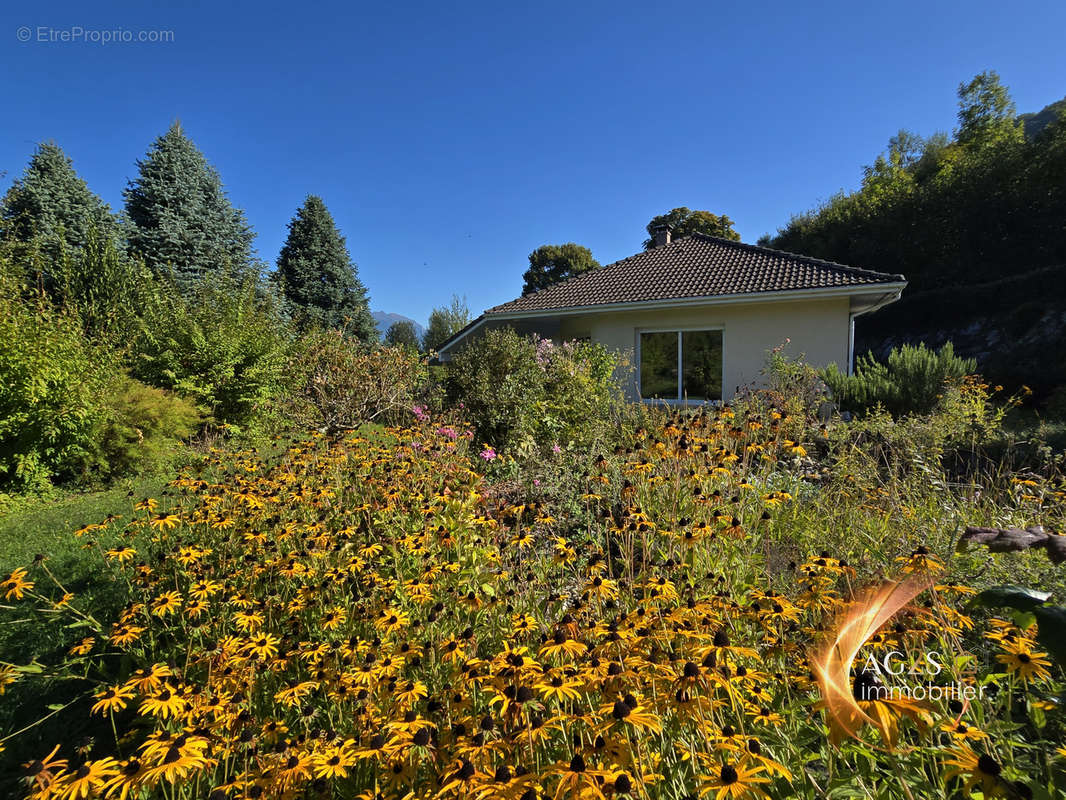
[{"xmin": 438, "ymin": 227, "xmax": 906, "ymax": 403}]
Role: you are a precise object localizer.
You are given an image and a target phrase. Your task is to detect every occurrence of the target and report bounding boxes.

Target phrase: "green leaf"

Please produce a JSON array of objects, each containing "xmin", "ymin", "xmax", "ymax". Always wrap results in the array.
[
  {"xmin": 968, "ymin": 585, "xmax": 1051, "ymax": 612},
  {"xmin": 46, "ymin": 703, "xmax": 64, "ymax": 711},
  {"xmin": 1033, "ymin": 606, "xmax": 1066, "ymax": 676}
]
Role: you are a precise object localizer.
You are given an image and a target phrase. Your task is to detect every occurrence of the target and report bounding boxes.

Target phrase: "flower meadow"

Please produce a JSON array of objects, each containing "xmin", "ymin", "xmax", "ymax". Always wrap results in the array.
[{"xmin": 2, "ymin": 408, "xmax": 1065, "ymax": 800}]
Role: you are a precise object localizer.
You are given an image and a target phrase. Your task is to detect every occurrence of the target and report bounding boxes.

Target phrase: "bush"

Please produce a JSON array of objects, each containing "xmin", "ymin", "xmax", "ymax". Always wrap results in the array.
[
  {"xmin": 129, "ymin": 269, "xmax": 292, "ymax": 431},
  {"xmin": 445, "ymin": 329, "xmax": 625, "ymax": 454},
  {"xmin": 82, "ymin": 376, "xmax": 201, "ymax": 481},
  {"xmin": 823, "ymin": 342, "xmax": 976, "ymax": 417},
  {"xmin": 0, "ymin": 287, "xmax": 110, "ymax": 490},
  {"xmin": 283, "ymin": 330, "xmax": 429, "ymax": 431}
]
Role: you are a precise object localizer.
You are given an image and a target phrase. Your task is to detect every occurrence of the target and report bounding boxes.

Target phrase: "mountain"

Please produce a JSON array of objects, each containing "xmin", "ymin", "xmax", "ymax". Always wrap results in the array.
[{"xmin": 371, "ymin": 311, "xmax": 425, "ymax": 341}]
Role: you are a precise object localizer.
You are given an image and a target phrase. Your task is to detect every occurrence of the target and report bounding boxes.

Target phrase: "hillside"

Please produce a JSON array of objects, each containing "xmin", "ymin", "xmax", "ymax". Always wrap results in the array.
[
  {"xmin": 770, "ymin": 81, "xmax": 1066, "ymax": 398},
  {"xmin": 1020, "ymin": 95, "xmax": 1066, "ymax": 138}
]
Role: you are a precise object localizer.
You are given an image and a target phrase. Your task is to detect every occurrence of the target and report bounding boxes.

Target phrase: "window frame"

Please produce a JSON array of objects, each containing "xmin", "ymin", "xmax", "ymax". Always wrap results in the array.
[{"xmin": 636, "ymin": 325, "xmax": 724, "ymax": 405}]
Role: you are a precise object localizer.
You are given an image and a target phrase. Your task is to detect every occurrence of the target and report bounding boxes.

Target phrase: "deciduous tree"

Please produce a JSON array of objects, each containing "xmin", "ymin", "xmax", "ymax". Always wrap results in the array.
[
  {"xmin": 521, "ymin": 243, "xmax": 600, "ymax": 295},
  {"xmin": 423, "ymin": 295, "xmax": 471, "ymax": 353},
  {"xmin": 385, "ymin": 320, "xmax": 420, "ymax": 350},
  {"xmin": 642, "ymin": 208, "xmax": 740, "ymax": 249}
]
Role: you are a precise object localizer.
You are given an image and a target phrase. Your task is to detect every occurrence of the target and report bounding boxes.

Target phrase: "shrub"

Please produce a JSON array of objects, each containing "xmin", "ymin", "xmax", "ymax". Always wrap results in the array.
[
  {"xmin": 445, "ymin": 329, "xmax": 625, "ymax": 454},
  {"xmin": 82, "ymin": 375, "xmax": 201, "ymax": 481},
  {"xmin": 0, "ymin": 287, "xmax": 109, "ymax": 490},
  {"xmin": 129, "ymin": 269, "xmax": 292, "ymax": 431},
  {"xmin": 822, "ymin": 342, "xmax": 976, "ymax": 417},
  {"xmin": 283, "ymin": 330, "xmax": 428, "ymax": 431}
]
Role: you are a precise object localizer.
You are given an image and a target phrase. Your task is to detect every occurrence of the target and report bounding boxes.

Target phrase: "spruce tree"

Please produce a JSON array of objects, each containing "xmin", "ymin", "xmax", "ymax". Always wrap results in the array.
[
  {"xmin": 1, "ymin": 142, "xmax": 119, "ymax": 269},
  {"xmin": 275, "ymin": 195, "xmax": 375, "ymax": 339},
  {"xmin": 124, "ymin": 121, "xmax": 254, "ymax": 286}
]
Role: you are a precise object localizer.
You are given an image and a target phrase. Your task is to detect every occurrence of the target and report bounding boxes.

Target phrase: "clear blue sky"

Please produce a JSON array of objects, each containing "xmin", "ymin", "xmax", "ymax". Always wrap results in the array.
[{"xmin": 2, "ymin": 1, "xmax": 1064, "ymax": 325}]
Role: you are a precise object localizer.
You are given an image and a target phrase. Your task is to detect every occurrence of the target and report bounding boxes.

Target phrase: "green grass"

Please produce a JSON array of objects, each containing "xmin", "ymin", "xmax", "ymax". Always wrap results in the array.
[
  {"xmin": 0, "ymin": 479, "xmax": 164, "ymax": 577},
  {"xmin": 0, "ymin": 478, "xmax": 170, "ymax": 787}
]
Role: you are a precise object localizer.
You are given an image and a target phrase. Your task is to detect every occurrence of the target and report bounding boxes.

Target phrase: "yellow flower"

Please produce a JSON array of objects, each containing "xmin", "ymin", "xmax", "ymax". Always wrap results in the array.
[
  {"xmin": 2, "ymin": 567, "xmax": 35, "ymax": 600},
  {"xmin": 150, "ymin": 591, "xmax": 182, "ymax": 617},
  {"xmin": 60, "ymin": 757, "xmax": 119, "ymax": 799},
  {"xmin": 91, "ymin": 684, "xmax": 136, "ymax": 715},
  {"xmin": 996, "ymin": 647, "xmax": 1053, "ymax": 683},
  {"xmin": 698, "ymin": 760, "xmax": 770, "ymax": 799},
  {"xmin": 138, "ymin": 683, "xmax": 187, "ymax": 719}
]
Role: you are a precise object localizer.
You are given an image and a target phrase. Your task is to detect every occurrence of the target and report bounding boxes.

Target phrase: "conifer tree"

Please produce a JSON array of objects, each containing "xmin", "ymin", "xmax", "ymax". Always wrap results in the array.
[
  {"xmin": 124, "ymin": 121, "xmax": 255, "ymax": 286},
  {"xmin": 1, "ymin": 142, "xmax": 119, "ymax": 270},
  {"xmin": 275, "ymin": 195, "xmax": 375, "ymax": 340}
]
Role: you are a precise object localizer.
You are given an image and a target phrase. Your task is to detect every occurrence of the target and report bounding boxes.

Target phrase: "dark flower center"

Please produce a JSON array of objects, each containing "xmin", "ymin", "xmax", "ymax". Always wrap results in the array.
[
  {"xmin": 978, "ymin": 754, "xmax": 1001, "ymax": 777},
  {"xmin": 720, "ymin": 764, "xmax": 739, "ymax": 784}
]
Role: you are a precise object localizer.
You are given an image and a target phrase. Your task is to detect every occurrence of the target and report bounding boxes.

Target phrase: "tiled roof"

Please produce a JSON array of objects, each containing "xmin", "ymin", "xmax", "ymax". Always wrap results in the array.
[{"xmin": 486, "ymin": 234, "xmax": 905, "ymax": 315}]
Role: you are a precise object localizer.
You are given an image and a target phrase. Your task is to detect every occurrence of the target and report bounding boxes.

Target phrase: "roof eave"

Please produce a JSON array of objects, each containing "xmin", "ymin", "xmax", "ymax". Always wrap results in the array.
[{"xmin": 486, "ymin": 281, "xmax": 908, "ymax": 319}]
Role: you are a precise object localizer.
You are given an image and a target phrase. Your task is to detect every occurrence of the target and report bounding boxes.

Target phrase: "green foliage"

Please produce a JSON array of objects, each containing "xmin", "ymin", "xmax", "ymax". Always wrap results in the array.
[
  {"xmin": 956, "ymin": 70, "xmax": 1023, "ymax": 148},
  {"xmin": 1, "ymin": 142, "xmax": 119, "ymax": 284},
  {"xmin": 124, "ymin": 122, "xmax": 255, "ymax": 287},
  {"xmin": 643, "ymin": 207, "xmax": 740, "ymax": 249},
  {"xmin": 768, "ymin": 74, "xmax": 1066, "ymax": 395},
  {"xmin": 53, "ymin": 225, "xmax": 150, "ymax": 341},
  {"xmin": 384, "ymin": 319, "xmax": 420, "ymax": 350},
  {"xmin": 521, "ymin": 243, "xmax": 601, "ymax": 295},
  {"xmin": 129, "ymin": 269, "xmax": 291, "ymax": 430},
  {"xmin": 275, "ymin": 195, "xmax": 375, "ymax": 339},
  {"xmin": 445, "ymin": 328, "xmax": 625, "ymax": 454},
  {"xmin": 283, "ymin": 331, "xmax": 427, "ymax": 431},
  {"xmin": 0, "ymin": 284, "xmax": 110, "ymax": 490},
  {"xmin": 423, "ymin": 295, "xmax": 471, "ymax": 352},
  {"xmin": 823, "ymin": 342, "xmax": 976, "ymax": 417},
  {"xmin": 83, "ymin": 375, "xmax": 201, "ymax": 482}
]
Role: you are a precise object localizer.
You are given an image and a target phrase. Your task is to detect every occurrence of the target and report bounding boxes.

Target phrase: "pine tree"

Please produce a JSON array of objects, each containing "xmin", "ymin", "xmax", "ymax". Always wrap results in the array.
[
  {"xmin": 124, "ymin": 121, "xmax": 255, "ymax": 286},
  {"xmin": 1, "ymin": 142, "xmax": 119, "ymax": 275},
  {"xmin": 275, "ymin": 195, "xmax": 375, "ymax": 339}
]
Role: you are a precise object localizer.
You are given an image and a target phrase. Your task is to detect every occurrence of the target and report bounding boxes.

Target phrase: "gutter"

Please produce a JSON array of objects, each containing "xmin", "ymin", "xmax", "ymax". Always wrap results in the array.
[{"xmin": 846, "ymin": 286, "xmax": 906, "ymax": 373}]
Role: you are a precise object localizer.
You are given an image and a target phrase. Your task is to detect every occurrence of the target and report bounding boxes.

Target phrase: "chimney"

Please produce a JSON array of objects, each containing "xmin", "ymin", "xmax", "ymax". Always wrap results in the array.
[{"xmin": 652, "ymin": 223, "xmax": 672, "ymax": 248}]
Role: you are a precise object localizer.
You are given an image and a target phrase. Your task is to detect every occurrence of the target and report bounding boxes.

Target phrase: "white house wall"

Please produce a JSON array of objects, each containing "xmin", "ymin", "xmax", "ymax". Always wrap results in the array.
[{"xmin": 556, "ymin": 297, "xmax": 851, "ymax": 401}]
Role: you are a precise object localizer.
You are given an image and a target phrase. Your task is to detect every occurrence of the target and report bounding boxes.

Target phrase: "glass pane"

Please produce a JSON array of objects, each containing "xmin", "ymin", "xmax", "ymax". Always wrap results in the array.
[
  {"xmin": 682, "ymin": 330, "xmax": 723, "ymax": 402},
  {"xmin": 640, "ymin": 331, "xmax": 678, "ymax": 399}
]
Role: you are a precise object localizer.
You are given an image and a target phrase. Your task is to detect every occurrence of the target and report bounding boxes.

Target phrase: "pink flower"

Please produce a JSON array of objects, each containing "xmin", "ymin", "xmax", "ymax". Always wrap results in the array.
[
  {"xmin": 552, "ymin": 444, "xmax": 562, "ymax": 454},
  {"xmin": 436, "ymin": 426, "xmax": 459, "ymax": 440},
  {"xmin": 479, "ymin": 446, "xmax": 497, "ymax": 461},
  {"xmin": 412, "ymin": 405, "xmax": 429, "ymax": 422}
]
